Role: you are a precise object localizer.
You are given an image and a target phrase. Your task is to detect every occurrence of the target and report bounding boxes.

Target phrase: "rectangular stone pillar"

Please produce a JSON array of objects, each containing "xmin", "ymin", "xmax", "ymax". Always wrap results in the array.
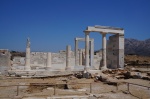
[{"xmin": 66, "ymin": 45, "xmax": 71, "ymax": 70}]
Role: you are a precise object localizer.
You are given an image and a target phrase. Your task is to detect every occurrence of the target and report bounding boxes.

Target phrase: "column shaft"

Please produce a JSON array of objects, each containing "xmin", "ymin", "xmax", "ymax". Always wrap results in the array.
[
  {"xmin": 46, "ymin": 52, "xmax": 51, "ymax": 70},
  {"xmin": 25, "ymin": 38, "xmax": 31, "ymax": 70},
  {"xmin": 90, "ymin": 40, "xmax": 94, "ymax": 68},
  {"xmin": 79, "ymin": 49, "xmax": 82, "ymax": 65},
  {"xmin": 75, "ymin": 39, "xmax": 78, "ymax": 66},
  {"xmin": 66, "ymin": 45, "xmax": 71, "ymax": 70},
  {"xmin": 85, "ymin": 32, "xmax": 90, "ymax": 71},
  {"xmin": 102, "ymin": 33, "xmax": 107, "ymax": 69},
  {"xmin": 25, "ymin": 48, "xmax": 31, "ymax": 70}
]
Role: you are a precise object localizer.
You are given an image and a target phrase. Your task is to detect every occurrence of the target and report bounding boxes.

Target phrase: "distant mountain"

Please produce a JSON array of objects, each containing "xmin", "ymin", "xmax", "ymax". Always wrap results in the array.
[{"xmin": 125, "ymin": 38, "xmax": 150, "ymax": 56}]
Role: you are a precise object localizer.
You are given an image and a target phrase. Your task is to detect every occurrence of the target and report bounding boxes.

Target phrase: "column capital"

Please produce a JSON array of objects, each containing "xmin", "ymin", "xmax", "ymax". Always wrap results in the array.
[
  {"xmin": 84, "ymin": 30, "xmax": 90, "ymax": 35},
  {"xmin": 75, "ymin": 38, "xmax": 78, "ymax": 41}
]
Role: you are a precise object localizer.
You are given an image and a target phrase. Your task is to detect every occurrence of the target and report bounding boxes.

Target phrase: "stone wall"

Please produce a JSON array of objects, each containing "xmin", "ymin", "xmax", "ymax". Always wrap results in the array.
[
  {"xmin": 13, "ymin": 57, "xmax": 25, "ymax": 66},
  {"xmin": 12, "ymin": 50, "xmax": 102, "ymax": 70},
  {"xmin": 0, "ymin": 49, "xmax": 10, "ymax": 66},
  {"xmin": 30, "ymin": 52, "xmax": 47, "ymax": 67},
  {"xmin": 0, "ymin": 49, "xmax": 11, "ymax": 74},
  {"xmin": 107, "ymin": 34, "xmax": 124, "ymax": 69}
]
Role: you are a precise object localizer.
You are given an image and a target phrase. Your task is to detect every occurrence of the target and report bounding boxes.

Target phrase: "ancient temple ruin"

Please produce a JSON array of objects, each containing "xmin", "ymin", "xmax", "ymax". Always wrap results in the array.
[
  {"xmin": 7, "ymin": 25, "xmax": 124, "ymax": 77},
  {"xmin": 83, "ymin": 25, "xmax": 124, "ymax": 70}
]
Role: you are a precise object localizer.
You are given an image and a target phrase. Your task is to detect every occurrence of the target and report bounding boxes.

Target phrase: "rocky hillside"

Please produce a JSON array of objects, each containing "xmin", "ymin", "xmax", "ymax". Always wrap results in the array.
[{"xmin": 125, "ymin": 38, "xmax": 150, "ymax": 56}]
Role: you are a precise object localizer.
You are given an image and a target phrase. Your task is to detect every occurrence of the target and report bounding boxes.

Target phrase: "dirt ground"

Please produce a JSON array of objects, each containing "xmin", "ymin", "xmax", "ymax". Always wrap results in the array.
[
  {"xmin": 125, "ymin": 55, "xmax": 150, "ymax": 64},
  {"xmin": 0, "ymin": 69, "xmax": 150, "ymax": 99}
]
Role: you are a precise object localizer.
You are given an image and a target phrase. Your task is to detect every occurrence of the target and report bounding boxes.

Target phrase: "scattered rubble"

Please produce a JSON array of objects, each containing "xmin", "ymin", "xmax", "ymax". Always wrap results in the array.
[
  {"xmin": 74, "ymin": 72, "xmax": 83, "ymax": 79},
  {"xmin": 101, "ymin": 69, "xmax": 150, "ymax": 81}
]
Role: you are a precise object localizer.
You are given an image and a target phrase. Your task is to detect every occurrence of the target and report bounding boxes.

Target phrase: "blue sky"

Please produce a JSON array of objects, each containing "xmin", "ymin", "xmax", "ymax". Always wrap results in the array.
[{"xmin": 0, "ymin": 0, "xmax": 150, "ymax": 52}]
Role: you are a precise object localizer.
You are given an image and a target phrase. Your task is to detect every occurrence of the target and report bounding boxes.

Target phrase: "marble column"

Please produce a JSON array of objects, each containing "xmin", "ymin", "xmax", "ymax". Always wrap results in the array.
[
  {"xmin": 90, "ymin": 39, "xmax": 94, "ymax": 68},
  {"xmin": 101, "ymin": 33, "xmax": 107, "ymax": 70},
  {"xmin": 75, "ymin": 39, "xmax": 78, "ymax": 66},
  {"xmin": 46, "ymin": 52, "xmax": 51, "ymax": 70},
  {"xmin": 25, "ymin": 38, "xmax": 31, "ymax": 70},
  {"xmin": 66, "ymin": 45, "xmax": 71, "ymax": 70},
  {"xmin": 79, "ymin": 49, "xmax": 82, "ymax": 66},
  {"xmin": 85, "ymin": 31, "xmax": 90, "ymax": 71}
]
